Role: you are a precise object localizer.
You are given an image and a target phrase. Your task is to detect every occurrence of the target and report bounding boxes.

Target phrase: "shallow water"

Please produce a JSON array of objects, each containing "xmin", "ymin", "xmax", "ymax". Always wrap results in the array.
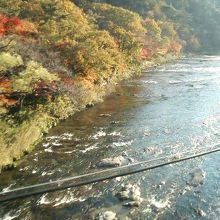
[{"xmin": 0, "ymin": 56, "xmax": 220, "ymax": 219}]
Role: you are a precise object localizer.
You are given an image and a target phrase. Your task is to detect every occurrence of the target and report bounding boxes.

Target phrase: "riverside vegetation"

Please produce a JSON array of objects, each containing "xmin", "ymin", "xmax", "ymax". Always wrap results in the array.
[{"xmin": 0, "ymin": 0, "xmax": 219, "ymax": 172}]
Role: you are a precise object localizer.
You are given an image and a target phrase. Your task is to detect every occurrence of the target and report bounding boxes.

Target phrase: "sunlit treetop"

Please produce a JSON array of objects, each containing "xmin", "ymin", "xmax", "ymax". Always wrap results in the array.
[
  {"xmin": 21, "ymin": 0, "xmax": 90, "ymax": 45},
  {"xmin": 158, "ymin": 21, "xmax": 176, "ymax": 40},
  {"xmin": 0, "ymin": 0, "xmax": 22, "ymax": 16},
  {"xmin": 144, "ymin": 18, "xmax": 161, "ymax": 41},
  {"xmin": 90, "ymin": 3, "xmax": 146, "ymax": 35},
  {"xmin": 11, "ymin": 60, "xmax": 59, "ymax": 94},
  {"xmin": 65, "ymin": 30, "xmax": 126, "ymax": 81}
]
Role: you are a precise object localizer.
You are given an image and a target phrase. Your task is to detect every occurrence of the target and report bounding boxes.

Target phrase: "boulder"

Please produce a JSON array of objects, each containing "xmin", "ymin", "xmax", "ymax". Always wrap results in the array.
[
  {"xmin": 97, "ymin": 156, "xmax": 128, "ymax": 168},
  {"xmin": 96, "ymin": 211, "xmax": 117, "ymax": 220},
  {"xmin": 123, "ymin": 200, "xmax": 141, "ymax": 207},
  {"xmin": 187, "ymin": 168, "xmax": 205, "ymax": 187},
  {"xmin": 116, "ymin": 184, "xmax": 142, "ymax": 207},
  {"xmin": 97, "ymin": 157, "xmax": 122, "ymax": 168}
]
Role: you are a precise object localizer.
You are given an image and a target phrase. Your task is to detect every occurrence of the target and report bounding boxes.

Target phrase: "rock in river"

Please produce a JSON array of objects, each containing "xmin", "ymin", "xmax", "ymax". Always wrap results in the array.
[
  {"xmin": 96, "ymin": 211, "xmax": 117, "ymax": 220},
  {"xmin": 116, "ymin": 184, "xmax": 142, "ymax": 207},
  {"xmin": 187, "ymin": 168, "xmax": 206, "ymax": 187},
  {"xmin": 97, "ymin": 156, "xmax": 128, "ymax": 168},
  {"xmin": 123, "ymin": 200, "xmax": 141, "ymax": 207},
  {"xmin": 193, "ymin": 207, "xmax": 206, "ymax": 217}
]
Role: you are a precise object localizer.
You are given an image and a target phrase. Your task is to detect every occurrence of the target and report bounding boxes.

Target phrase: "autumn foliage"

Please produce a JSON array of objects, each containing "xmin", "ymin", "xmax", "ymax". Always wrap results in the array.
[
  {"xmin": 168, "ymin": 41, "xmax": 182, "ymax": 54},
  {"xmin": 0, "ymin": 14, "xmax": 22, "ymax": 36},
  {"xmin": 0, "ymin": 0, "xmax": 185, "ymax": 112},
  {"xmin": 0, "ymin": 14, "xmax": 37, "ymax": 37},
  {"xmin": 5, "ymin": 0, "xmax": 214, "ymax": 114},
  {"xmin": 0, "ymin": 0, "xmax": 219, "ymax": 172},
  {"xmin": 0, "ymin": 77, "xmax": 18, "ymax": 107}
]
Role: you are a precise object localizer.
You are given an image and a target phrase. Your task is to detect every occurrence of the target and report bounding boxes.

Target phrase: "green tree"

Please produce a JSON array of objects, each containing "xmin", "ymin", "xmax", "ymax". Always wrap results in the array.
[
  {"xmin": 90, "ymin": 3, "xmax": 145, "ymax": 34},
  {"xmin": 144, "ymin": 18, "xmax": 161, "ymax": 41},
  {"xmin": 159, "ymin": 21, "xmax": 176, "ymax": 39},
  {"xmin": 11, "ymin": 60, "xmax": 59, "ymax": 94},
  {"xmin": 65, "ymin": 30, "xmax": 125, "ymax": 82},
  {"xmin": 89, "ymin": 3, "xmax": 146, "ymax": 65},
  {"xmin": 22, "ymin": 0, "xmax": 90, "ymax": 46},
  {"xmin": 0, "ymin": 0, "xmax": 22, "ymax": 15}
]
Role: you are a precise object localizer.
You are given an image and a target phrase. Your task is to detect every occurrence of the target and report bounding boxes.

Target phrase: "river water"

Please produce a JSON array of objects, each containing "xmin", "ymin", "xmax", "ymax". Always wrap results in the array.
[{"xmin": 0, "ymin": 56, "xmax": 220, "ymax": 219}]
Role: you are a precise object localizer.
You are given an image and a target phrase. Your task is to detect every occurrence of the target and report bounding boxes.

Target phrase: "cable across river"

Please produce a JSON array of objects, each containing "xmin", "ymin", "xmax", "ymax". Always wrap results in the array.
[{"xmin": 0, "ymin": 143, "xmax": 220, "ymax": 203}]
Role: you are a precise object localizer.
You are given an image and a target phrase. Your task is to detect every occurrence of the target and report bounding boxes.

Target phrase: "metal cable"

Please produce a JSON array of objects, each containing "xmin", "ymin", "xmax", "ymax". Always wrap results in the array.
[{"xmin": 0, "ymin": 143, "xmax": 219, "ymax": 203}]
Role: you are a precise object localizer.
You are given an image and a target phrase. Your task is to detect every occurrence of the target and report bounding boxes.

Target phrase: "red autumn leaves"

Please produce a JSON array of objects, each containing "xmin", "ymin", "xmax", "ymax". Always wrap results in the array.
[
  {"xmin": 0, "ymin": 14, "xmax": 22, "ymax": 36},
  {"xmin": 0, "ymin": 14, "xmax": 38, "ymax": 37}
]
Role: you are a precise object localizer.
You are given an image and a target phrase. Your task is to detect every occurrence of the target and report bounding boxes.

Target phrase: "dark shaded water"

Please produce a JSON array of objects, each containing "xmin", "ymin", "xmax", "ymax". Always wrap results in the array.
[{"xmin": 0, "ymin": 56, "xmax": 220, "ymax": 219}]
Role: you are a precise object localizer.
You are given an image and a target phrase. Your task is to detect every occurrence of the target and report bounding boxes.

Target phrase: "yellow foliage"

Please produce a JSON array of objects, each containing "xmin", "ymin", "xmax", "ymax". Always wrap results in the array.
[
  {"xmin": 0, "ymin": 0, "xmax": 22, "ymax": 15},
  {"xmin": 91, "ymin": 3, "xmax": 146, "ymax": 35},
  {"xmin": 144, "ymin": 18, "xmax": 161, "ymax": 40},
  {"xmin": 66, "ymin": 30, "xmax": 125, "ymax": 81},
  {"xmin": 22, "ymin": 0, "xmax": 90, "ymax": 46},
  {"xmin": 0, "ymin": 52, "xmax": 23, "ymax": 74},
  {"xmin": 11, "ymin": 61, "xmax": 59, "ymax": 93},
  {"xmin": 156, "ymin": 48, "xmax": 167, "ymax": 56},
  {"xmin": 15, "ymin": 20, "xmax": 38, "ymax": 36}
]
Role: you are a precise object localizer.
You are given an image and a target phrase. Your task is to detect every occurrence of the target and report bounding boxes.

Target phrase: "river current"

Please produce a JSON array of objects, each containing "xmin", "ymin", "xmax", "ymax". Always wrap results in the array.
[{"xmin": 0, "ymin": 56, "xmax": 220, "ymax": 219}]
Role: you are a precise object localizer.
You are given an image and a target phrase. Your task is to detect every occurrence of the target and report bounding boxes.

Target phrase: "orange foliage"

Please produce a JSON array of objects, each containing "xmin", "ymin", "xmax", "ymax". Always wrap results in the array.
[
  {"xmin": 0, "ymin": 14, "xmax": 38, "ymax": 37},
  {"xmin": 58, "ymin": 75, "xmax": 75, "ymax": 93},
  {"xmin": 15, "ymin": 20, "xmax": 38, "ymax": 36},
  {"xmin": 0, "ymin": 77, "xmax": 18, "ymax": 106},
  {"xmin": 168, "ymin": 40, "xmax": 182, "ymax": 53},
  {"xmin": 33, "ymin": 80, "xmax": 56, "ymax": 98},
  {"xmin": 0, "ymin": 95, "xmax": 19, "ymax": 106},
  {"xmin": 0, "ymin": 14, "xmax": 9, "ymax": 36},
  {"xmin": 75, "ymin": 70, "xmax": 98, "ymax": 89},
  {"xmin": 0, "ymin": 14, "xmax": 22, "ymax": 36},
  {"xmin": 0, "ymin": 77, "xmax": 10, "ymax": 93},
  {"xmin": 140, "ymin": 48, "xmax": 152, "ymax": 60},
  {"xmin": 59, "ymin": 75, "xmax": 75, "ymax": 86}
]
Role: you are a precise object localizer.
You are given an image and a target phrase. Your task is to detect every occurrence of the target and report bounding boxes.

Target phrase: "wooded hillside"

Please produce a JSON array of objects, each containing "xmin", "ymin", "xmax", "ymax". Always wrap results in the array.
[{"xmin": 0, "ymin": 0, "xmax": 219, "ymax": 171}]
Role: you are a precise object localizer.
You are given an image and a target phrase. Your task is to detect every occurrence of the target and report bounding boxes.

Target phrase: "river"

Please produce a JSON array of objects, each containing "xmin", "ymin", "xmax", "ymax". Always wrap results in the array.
[{"xmin": 0, "ymin": 56, "xmax": 220, "ymax": 219}]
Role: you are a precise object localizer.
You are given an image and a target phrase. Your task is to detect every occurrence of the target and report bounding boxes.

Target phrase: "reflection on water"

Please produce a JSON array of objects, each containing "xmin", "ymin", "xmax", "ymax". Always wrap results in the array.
[{"xmin": 0, "ymin": 56, "xmax": 220, "ymax": 219}]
